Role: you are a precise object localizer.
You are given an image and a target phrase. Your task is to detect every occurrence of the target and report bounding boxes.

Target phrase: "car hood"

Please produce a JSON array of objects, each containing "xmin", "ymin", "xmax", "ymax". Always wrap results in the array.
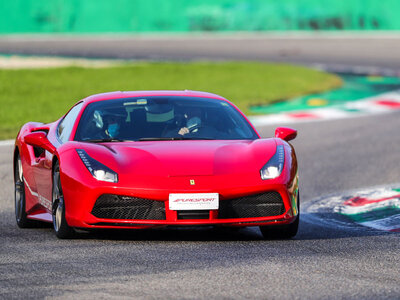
[{"xmin": 82, "ymin": 139, "xmax": 278, "ymax": 177}]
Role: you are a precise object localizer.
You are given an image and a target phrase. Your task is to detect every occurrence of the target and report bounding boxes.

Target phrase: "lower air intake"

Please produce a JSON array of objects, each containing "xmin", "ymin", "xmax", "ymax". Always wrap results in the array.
[
  {"xmin": 91, "ymin": 194, "xmax": 166, "ymax": 220},
  {"xmin": 177, "ymin": 210, "xmax": 210, "ymax": 220},
  {"xmin": 218, "ymin": 191, "xmax": 285, "ymax": 219}
]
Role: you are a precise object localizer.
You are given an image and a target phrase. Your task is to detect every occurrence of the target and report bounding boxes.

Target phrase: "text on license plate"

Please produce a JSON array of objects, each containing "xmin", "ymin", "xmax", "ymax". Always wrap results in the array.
[{"xmin": 169, "ymin": 193, "xmax": 219, "ymax": 210}]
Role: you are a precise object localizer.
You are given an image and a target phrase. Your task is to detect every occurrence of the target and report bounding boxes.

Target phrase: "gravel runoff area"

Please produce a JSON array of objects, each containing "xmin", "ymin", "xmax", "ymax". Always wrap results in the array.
[{"xmin": 0, "ymin": 55, "xmax": 126, "ymax": 69}]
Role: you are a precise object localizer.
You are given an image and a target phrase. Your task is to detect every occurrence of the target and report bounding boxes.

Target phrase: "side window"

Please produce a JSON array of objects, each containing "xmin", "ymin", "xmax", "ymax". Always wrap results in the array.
[{"xmin": 58, "ymin": 102, "xmax": 83, "ymax": 143}]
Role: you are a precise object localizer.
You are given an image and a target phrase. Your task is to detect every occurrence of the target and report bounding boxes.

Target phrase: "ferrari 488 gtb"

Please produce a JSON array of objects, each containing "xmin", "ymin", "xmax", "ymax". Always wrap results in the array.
[{"xmin": 14, "ymin": 91, "xmax": 299, "ymax": 239}]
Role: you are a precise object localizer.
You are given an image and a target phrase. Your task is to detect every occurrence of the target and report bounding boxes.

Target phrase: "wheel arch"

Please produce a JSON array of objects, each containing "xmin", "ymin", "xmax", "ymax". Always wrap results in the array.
[
  {"xmin": 52, "ymin": 155, "xmax": 59, "ymax": 174},
  {"xmin": 13, "ymin": 146, "xmax": 20, "ymax": 181}
]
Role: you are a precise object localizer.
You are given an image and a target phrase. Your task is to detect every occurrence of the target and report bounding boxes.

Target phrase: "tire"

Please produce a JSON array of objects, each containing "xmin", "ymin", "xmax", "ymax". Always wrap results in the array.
[
  {"xmin": 52, "ymin": 161, "xmax": 74, "ymax": 239},
  {"xmin": 260, "ymin": 192, "xmax": 300, "ymax": 239},
  {"xmin": 14, "ymin": 154, "xmax": 35, "ymax": 228}
]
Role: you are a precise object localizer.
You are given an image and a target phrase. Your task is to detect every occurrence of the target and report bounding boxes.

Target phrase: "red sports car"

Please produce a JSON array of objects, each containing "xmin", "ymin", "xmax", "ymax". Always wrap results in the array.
[{"xmin": 14, "ymin": 90, "xmax": 299, "ymax": 239}]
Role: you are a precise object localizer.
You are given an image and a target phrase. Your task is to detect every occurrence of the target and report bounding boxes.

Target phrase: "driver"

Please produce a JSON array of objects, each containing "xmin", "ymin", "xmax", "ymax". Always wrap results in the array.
[
  {"xmin": 104, "ymin": 110, "xmax": 126, "ymax": 138},
  {"xmin": 178, "ymin": 107, "xmax": 202, "ymax": 136}
]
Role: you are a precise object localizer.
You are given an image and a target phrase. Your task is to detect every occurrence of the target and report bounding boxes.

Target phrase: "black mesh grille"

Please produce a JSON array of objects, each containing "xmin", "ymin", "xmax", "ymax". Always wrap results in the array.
[
  {"xmin": 218, "ymin": 192, "xmax": 285, "ymax": 219},
  {"xmin": 91, "ymin": 194, "xmax": 166, "ymax": 220}
]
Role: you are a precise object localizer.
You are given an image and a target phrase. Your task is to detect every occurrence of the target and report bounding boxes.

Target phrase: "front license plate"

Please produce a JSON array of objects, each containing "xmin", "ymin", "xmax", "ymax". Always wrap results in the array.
[{"xmin": 169, "ymin": 193, "xmax": 219, "ymax": 210}]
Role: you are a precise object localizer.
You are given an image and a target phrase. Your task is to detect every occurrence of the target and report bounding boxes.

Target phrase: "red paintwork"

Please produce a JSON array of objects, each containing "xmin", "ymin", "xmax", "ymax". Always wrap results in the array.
[
  {"xmin": 275, "ymin": 127, "xmax": 297, "ymax": 142},
  {"xmin": 24, "ymin": 131, "xmax": 56, "ymax": 153},
  {"xmin": 344, "ymin": 195, "xmax": 400, "ymax": 207},
  {"xmin": 14, "ymin": 90, "xmax": 299, "ymax": 230},
  {"xmin": 288, "ymin": 112, "xmax": 319, "ymax": 119},
  {"xmin": 375, "ymin": 99, "xmax": 400, "ymax": 109}
]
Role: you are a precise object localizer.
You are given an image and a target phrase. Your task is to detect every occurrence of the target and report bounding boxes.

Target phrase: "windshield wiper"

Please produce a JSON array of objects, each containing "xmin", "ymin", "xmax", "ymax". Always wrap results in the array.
[
  {"xmin": 138, "ymin": 137, "xmax": 215, "ymax": 141},
  {"xmin": 82, "ymin": 138, "xmax": 131, "ymax": 143},
  {"xmin": 138, "ymin": 137, "xmax": 182, "ymax": 141},
  {"xmin": 179, "ymin": 137, "xmax": 215, "ymax": 140}
]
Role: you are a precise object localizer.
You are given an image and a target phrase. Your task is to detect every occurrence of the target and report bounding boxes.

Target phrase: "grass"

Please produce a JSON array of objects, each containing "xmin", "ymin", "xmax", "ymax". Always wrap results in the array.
[{"xmin": 0, "ymin": 62, "xmax": 341, "ymax": 140}]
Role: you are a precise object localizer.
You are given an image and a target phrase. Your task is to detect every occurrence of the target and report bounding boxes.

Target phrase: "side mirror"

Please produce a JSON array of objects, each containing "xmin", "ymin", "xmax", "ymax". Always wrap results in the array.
[
  {"xmin": 24, "ymin": 131, "xmax": 56, "ymax": 153},
  {"xmin": 275, "ymin": 127, "xmax": 297, "ymax": 142}
]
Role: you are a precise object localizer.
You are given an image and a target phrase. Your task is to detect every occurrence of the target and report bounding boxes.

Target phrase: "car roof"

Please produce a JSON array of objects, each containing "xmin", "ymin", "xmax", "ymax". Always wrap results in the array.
[{"xmin": 82, "ymin": 90, "xmax": 227, "ymax": 104}]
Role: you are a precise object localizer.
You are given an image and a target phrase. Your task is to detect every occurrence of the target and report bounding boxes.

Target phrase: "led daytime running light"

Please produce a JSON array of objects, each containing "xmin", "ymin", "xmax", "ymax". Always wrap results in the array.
[
  {"xmin": 260, "ymin": 145, "xmax": 285, "ymax": 180},
  {"xmin": 76, "ymin": 149, "xmax": 118, "ymax": 183}
]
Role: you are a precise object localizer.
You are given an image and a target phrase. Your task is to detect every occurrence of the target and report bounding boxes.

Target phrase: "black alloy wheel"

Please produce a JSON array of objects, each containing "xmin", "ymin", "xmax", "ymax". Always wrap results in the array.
[
  {"xmin": 52, "ymin": 161, "xmax": 74, "ymax": 239},
  {"xmin": 14, "ymin": 154, "xmax": 35, "ymax": 228}
]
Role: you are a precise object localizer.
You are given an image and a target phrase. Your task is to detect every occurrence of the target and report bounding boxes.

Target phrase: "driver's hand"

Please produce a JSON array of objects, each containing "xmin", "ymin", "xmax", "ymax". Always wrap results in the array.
[{"xmin": 178, "ymin": 127, "xmax": 189, "ymax": 135}]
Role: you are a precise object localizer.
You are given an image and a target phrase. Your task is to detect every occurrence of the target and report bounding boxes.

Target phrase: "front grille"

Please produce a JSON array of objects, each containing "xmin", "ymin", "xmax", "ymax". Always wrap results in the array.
[
  {"xmin": 177, "ymin": 210, "xmax": 210, "ymax": 220},
  {"xmin": 218, "ymin": 191, "xmax": 285, "ymax": 219},
  {"xmin": 91, "ymin": 194, "xmax": 166, "ymax": 220}
]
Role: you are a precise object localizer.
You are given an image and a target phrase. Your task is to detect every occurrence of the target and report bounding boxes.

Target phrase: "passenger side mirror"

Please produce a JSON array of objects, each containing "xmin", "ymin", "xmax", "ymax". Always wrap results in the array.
[
  {"xmin": 24, "ymin": 131, "xmax": 56, "ymax": 153},
  {"xmin": 275, "ymin": 127, "xmax": 297, "ymax": 142}
]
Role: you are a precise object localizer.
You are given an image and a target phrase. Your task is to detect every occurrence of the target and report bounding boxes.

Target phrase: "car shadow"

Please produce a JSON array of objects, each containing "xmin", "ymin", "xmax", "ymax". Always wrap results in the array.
[
  {"xmin": 71, "ymin": 213, "xmax": 397, "ymax": 241},
  {"xmin": 79, "ymin": 226, "xmax": 264, "ymax": 241},
  {"xmin": 2, "ymin": 211, "xmax": 397, "ymax": 242}
]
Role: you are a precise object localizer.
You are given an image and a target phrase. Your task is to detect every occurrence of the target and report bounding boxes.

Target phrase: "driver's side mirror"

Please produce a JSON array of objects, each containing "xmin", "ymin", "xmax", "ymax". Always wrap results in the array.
[
  {"xmin": 24, "ymin": 131, "xmax": 56, "ymax": 153},
  {"xmin": 275, "ymin": 127, "xmax": 297, "ymax": 142}
]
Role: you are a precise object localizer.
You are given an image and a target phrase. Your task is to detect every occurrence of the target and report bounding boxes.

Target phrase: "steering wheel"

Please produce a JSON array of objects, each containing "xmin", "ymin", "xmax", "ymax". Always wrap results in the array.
[{"xmin": 188, "ymin": 123, "xmax": 200, "ymax": 133}]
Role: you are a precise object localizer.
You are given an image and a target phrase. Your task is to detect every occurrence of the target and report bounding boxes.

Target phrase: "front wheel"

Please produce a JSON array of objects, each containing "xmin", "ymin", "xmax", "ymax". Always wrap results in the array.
[
  {"xmin": 260, "ymin": 192, "xmax": 300, "ymax": 239},
  {"xmin": 14, "ymin": 154, "xmax": 35, "ymax": 228},
  {"xmin": 52, "ymin": 161, "xmax": 74, "ymax": 239}
]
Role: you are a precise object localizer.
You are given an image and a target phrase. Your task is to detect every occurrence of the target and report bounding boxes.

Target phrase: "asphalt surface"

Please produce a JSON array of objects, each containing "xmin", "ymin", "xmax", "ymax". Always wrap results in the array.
[
  {"xmin": 1, "ymin": 35, "xmax": 400, "ymax": 299},
  {"xmin": 1, "ymin": 34, "xmax": 400, "ymax": 72},
  {"xmin": 1, "ymin": 112, "xmax": 400, "ymax": 299}
]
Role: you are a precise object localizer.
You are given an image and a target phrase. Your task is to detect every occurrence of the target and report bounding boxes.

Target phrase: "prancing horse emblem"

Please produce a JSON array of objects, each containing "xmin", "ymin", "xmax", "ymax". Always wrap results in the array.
[{"xmin": 190, "ymin": 179, "xmax": 195, "ymax": 185}]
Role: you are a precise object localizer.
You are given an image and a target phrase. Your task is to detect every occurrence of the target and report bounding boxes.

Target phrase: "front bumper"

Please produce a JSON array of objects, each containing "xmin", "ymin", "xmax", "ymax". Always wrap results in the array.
[
  {"xmin": 61, "ymin": 174, "xmax": 298, "ymax": 229},
  {"xmin": 60, "ymin": 148, "xmax": 299, "ymax": 229}
]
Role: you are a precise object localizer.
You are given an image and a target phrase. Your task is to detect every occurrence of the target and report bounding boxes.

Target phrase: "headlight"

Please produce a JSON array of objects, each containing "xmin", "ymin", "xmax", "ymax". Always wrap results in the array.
[
  {"xmin": 76, "ymin": 149, "xmax": 118, "ymax": 183},
  {"xmin": 260, "ymin": 145, "xmax": 285, "ymax": 180}
]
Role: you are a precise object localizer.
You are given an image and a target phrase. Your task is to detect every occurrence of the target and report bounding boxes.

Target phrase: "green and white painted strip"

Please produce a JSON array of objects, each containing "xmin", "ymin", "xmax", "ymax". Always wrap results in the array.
[
  {"xmin": 250, "ymin": 73, "xmax": 400, "ymax": 126},
  {"xmin": 250, "ymin": 90, "xmax": 400, "ymax": 125},
  {"xmin": 334, "ymin": 187, "xmax": 400, "ymax": 232}
]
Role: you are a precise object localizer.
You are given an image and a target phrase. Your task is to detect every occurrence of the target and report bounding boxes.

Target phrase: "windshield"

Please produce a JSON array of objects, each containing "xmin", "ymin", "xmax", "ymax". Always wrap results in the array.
[{"xmin": 74, "ymin": 96, "xmax": 258, "ymax": 141}]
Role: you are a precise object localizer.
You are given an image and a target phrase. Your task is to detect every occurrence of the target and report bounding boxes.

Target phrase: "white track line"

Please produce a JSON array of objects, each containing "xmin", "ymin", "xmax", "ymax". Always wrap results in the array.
[{"xmin": 0, "ymin": 140, "xmax": 14, "ymax": 147}]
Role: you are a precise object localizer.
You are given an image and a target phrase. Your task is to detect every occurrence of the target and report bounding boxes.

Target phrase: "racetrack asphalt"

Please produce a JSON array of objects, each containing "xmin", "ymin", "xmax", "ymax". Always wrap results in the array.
[
  {"xmin": 1, "ymin": 112, "xmax": 400, "ymax": 299},
  {"xmin": 1, "ymin": 35, "xmax": 400, "ymax": 299},
  {"xmin": 1, "ymin": 34, "xmax": 400, "ymax": 72}
]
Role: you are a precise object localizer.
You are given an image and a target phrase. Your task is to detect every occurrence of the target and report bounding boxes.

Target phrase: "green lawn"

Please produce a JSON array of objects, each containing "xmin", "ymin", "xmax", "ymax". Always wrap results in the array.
[{"xmin": 0, "ymin": 62, "xmax": 341, "ymax": 140}]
